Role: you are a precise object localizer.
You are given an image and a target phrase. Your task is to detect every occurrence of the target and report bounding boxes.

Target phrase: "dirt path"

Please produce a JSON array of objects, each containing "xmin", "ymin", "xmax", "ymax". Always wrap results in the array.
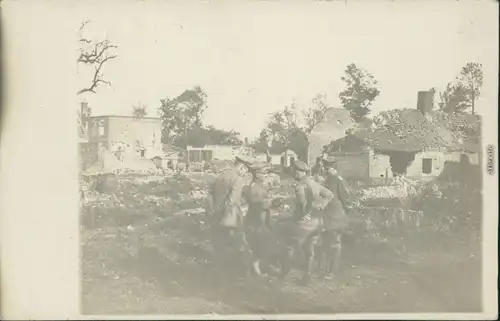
[{"xmin": 82, "ymin": 225, "xmax": 481, "ymax": 315}]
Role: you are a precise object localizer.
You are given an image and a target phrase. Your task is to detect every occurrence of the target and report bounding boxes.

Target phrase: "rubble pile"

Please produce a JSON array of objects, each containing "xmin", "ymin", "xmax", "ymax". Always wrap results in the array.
[
  {"xmin": 80, "ymin": 172, "xmax": 213, "ymax": 229},
  {"xmin": 81, "ymin": 165, "xmax": 479, "ymax": 251},
  {"xmin": 359, "ymin": 176, "xmax": 425, "ymax": 202},
  {"xmin": 345, "ymin": 176, "xmax": 428, "ymax": 237}
]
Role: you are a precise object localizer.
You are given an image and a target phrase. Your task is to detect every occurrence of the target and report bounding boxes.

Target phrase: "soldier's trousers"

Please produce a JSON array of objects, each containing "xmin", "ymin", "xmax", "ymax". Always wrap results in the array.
[
  {"xmin": 320, "ymin": 229, "xmax": 342, "ymax": 250},
  {"xmin": 211, "ymin": 225, "xmax": 250, "ymax": 276},
  {"xmin": 318, "ymin": 228, "xmax": 344, "ymax": 274},
  {"xmin": 276, "ymin": 218, "xmax": 322, "ymax": 279},
  {"xmin": 245, "ymin": 225, "xmax": 278, "ymax": 261}
]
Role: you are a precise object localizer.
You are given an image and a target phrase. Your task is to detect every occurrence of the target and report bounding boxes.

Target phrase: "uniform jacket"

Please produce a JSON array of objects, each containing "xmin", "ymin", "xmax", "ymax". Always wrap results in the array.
[
  {"xmin": 209, "ymin": 168, "xmax": 247, "ymax": 229},
  {"xmin": 276, "ymin": 176, "xmax": 333, "ymax": 246},
  {"xmin": 293, "ymin": 176, "xmax": 334, "ymax": 221},
  {"xmin": 243, "ymin": 180, "xmax": 272, "ymax": 229},
  {"xmin": 323, "ymin": 173, "xmax": 350, "ymax": 231}
]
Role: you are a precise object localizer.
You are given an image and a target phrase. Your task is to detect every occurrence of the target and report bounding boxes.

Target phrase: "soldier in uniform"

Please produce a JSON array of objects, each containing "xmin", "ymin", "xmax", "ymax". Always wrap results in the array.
[
  {"xmin": 278, "ymin": 160, "xmax": 334, "ymax": 285},
  {"xmin": 319, "ymin": 157, "xmax": 351, "ymax": 279},
  {"xmin": 207, "ymin": 155, "xmax": 254, "ymax": 280},
  {"xmin": 311, "ymin": 156, "xmax": 325, "ymax": 183},
  {"xmin": 243, "ymin": 161, "xmax": 275, "ymax": 277}
]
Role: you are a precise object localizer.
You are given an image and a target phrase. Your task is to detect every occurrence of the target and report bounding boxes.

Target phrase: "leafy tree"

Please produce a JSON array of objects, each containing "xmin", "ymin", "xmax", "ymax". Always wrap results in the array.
[
  {"xmin": 158, "ymin": 86, "xmax": 242, "ymax": 148},
  {"xmin": 173, "ymin": 125, "xmax": 208, "ymax": 148},
  {"xmin": 287, "ymin": 128, "xmax": 309, "ymax": 162},
  {"xmin": 77, "ymin": 21, "xmax": 118, "ymax": 95},
  {"xmin": 439, "ymin": 82, "xmax": 470, "ymax": 114},
  {"xmin": 339, "ymin": 63, "xmax": 380, "ymax": 122},
  {"xmin": 132, "ymin": 103, "xmax": 148, "ymax": 118},
  {"xmin": 438, "ymin": 62, "xmax": 483, "ymax": 115},
  {"xmin": 204, "ymin": 125, "xmax": 242, "ymax": 146},
  {"xmin": 250, "ymin": 102, "xmax": 300, "ymax": 155},
  {"xmin": 173, "ymin": 125, "xmax": 242, "ymax": 148},
  {"xmin": 270, "ymin": 105, "xmax": 299, "ymax": 143},
  {"xmin": 459, "ymin": 62, "xmax": 483, "ymax": 115},
  {"xmin": 251, "ymin": 129, "xmax": 276, "ymax": 154},
  {"xmin": 253, "ymin": 95, "xmax": 331, "ymax": 162},
  {"xmin": 158, "ymin": 86, "xmax": 208, "ymax": 144},
  {"xmin": 176, "ymin": 85, "xmax": 207, "ymax": 126}
]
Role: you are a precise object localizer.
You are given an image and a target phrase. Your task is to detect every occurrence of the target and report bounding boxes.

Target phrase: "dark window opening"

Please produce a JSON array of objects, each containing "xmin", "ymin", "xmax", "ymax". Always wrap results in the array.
[
  {"xmin": 422, "ymin": 158, "xmax": 432, "ymax": 174},
  {"xmin": 460, "ymin": 154, "xmax": 470, "ymax": 165},
  {"xmin": 140, "ymin": 149, "xmax": 145, "ymax": 157}
]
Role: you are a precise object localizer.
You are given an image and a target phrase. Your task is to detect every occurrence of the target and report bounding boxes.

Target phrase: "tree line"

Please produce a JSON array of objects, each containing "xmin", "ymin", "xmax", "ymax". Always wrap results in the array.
[{"xmin": 77, "ymin": 21, "xmax": 484, "ymax": 155}]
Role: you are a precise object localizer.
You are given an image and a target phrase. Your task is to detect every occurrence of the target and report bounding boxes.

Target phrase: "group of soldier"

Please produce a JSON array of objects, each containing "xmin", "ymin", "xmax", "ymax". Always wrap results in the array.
[{"xmin": 205, "ymin": 154, "xmax": 352, "ymax": 286}]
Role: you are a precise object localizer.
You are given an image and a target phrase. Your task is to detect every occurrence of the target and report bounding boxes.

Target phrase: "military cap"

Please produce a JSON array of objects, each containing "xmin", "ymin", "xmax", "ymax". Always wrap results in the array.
[
  {"xmin": 249, "ymin": 161, "xmax": 271, "ymax": 174},
  {"xmin": 290, "ymin": 159, "xmax": 309, "ymax": 172},
  {"xmin": 234, "ymin": 155, "xmax": 255, "ymax": 166},
  {"xmin": 322, "ymin": 157, "xmax": 338, "ymax": 168}
]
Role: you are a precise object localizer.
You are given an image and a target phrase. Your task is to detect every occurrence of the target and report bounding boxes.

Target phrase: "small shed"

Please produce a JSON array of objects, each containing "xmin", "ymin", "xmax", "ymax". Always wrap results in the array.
[
  {"xmin": 150, "ymin": 144, "xmax": 186, "ymax": 170},
  {"xmin": 268, "ymin": 149, "xmax": 297, "ymax": 167}
]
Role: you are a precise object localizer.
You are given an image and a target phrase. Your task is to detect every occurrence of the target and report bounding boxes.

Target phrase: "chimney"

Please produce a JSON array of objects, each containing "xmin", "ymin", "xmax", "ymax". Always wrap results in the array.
[
  {"xmin": 417, "ymin": 91, "xmax": 434, "ymax": 115},
  {"xmin": 81, "ymin": 101, "xmax": 91, "ymax": 117}
]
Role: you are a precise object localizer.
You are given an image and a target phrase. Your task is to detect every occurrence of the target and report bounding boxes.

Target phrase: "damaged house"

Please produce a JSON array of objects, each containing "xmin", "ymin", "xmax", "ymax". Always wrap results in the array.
[
  {"xmin": 80, "ymin": 113, "xmax": 163, "ymax": 172},
  {"xmin": 307, "ymin": 107, "xmax": 357, "ymax": 165},
  {"xmin": 324, "ymin": 91, "xmax": 481, "ymax": 181}
]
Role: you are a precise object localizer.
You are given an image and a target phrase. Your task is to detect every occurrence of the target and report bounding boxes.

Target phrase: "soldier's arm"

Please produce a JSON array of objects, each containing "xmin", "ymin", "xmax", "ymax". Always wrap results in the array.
[
  {"xmin": 318, "ymin": 184, "xmax": 334, "ymax": 210},
  {"xmin": 336, "ymin": 176, "xmax": 354, "ymax": 209},
  {"xmin": 295, "ymin": 183, "xmax": 308, "ymax": 215},
  {"xmin": 261, "ymin": 197, "xmax": 273, "ymax": 210},
  {"xmin": 336, "ymin": 176, "xmax": 350, "ymax": 200},
  {"xmin": 207, "ymin": 180, "xmax": 215, "ymax": 203},
  {"xmin": 111, "ymin": 193, "xmax": 121, "ymax": 206},
  {"xmin": 257, "ymin": 184, "xmax": 272, "ymax": 210},
  {"xmin": 242, "ymin": 184, "xmax": 253, "ymax": 206},
  {"xmin": 227, "ymin": 176, "xmax": 245, "ymax": 207}
]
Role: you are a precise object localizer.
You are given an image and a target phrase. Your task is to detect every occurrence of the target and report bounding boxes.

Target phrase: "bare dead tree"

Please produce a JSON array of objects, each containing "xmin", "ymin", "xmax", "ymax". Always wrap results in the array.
[{"xmin": 77, "ymin": 21, "xmax": 118, "ymax": 95}]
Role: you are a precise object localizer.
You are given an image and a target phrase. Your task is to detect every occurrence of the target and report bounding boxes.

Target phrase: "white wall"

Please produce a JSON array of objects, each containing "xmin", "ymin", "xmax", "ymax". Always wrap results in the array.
[
  {"xmin": 444, "ymin": 151, "xmax": 480, "ymax": 165},
  {"xmin": 367, "ymin": 149, "xmax": 481, "ymax": 179},
  {"xmin": 406, "ymin": 150, "xmax": 446, "ymax": 178},
  {"xmin": 269, "ymin": 155, "xmax": 282, "ymax": 165},
  {"xmin": 369, "ymin": 152, "xmax": 393, "ymax": 179},
  {"xmin": 255, "ymin": 154, "xmax": 268, "ymax": 162},
  {"xmin": 187, "ymin": 145, "xmax": 255, "ymax": 161},
  {"xmin": 211, "ymin": 145, "xmax": 234, "ymax": 160}
]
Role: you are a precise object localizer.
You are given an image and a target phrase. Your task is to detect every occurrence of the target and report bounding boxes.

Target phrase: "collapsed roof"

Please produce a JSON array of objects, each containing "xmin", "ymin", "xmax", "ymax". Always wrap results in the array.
[{"xmin": 350, "ymin": 109, "xmax": 481, "ymax": 153}]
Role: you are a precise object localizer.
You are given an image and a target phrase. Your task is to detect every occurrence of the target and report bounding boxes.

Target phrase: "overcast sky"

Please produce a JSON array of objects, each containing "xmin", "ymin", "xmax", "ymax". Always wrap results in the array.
[{"xmin": 76, "ymin": 0, "xmax": 498, "ymax": 140}]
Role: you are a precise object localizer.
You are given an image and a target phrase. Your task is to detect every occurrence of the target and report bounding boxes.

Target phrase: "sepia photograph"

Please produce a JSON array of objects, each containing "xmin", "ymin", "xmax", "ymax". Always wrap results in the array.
[{"xmin": 1, "ymin": 0, "xmax": 498, "ymax": 319}]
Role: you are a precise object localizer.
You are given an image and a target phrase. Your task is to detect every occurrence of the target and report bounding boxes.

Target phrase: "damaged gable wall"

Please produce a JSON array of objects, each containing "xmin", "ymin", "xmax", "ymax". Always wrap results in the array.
[
  {"xmin": 307, "ymin": 108, "xmax": 356, "ymax": 165},
  {"xmin": 83, "ymin": 116, "xmax": 164, "ymax": 172}
]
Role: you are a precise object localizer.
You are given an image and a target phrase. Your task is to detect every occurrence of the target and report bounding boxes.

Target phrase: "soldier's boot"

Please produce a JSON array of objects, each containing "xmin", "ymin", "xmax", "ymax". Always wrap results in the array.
[
  {"xmin": 325, "ymin": 245, "xmax": 341, "ymax": 280},
  {"xmin": 279, "ymin": 248, "xmax": 294, "ymax": 281},
  {"xmin": 300, "ymin": 242, "xmax": 315, "ymax": 286},
  {"xmin": 300, "ymin": 255, "xmax": 314, "ymax": 285},
  {"xmin": 318, "ymin": 245, "xmax": 329, "ymax": 276}
]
